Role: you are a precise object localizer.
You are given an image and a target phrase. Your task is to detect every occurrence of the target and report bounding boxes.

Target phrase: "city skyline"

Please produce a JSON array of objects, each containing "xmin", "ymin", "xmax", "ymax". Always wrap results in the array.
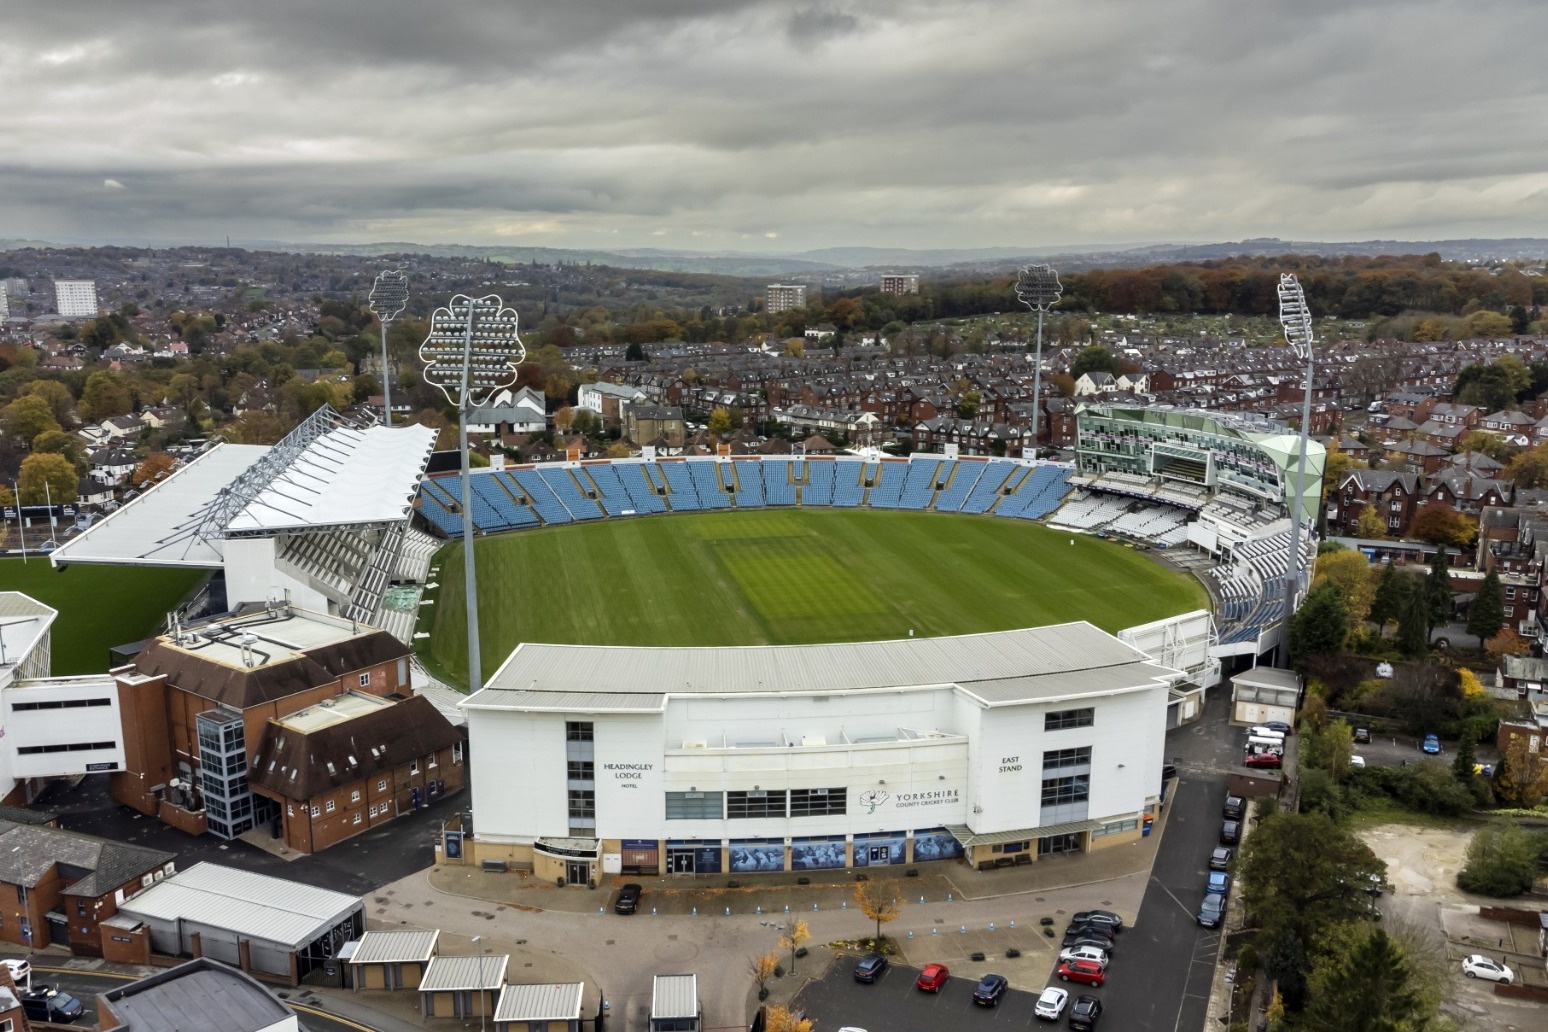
[{"xmin": 2, "ymin": 1, "xmax": 1544, "ymax": 252}]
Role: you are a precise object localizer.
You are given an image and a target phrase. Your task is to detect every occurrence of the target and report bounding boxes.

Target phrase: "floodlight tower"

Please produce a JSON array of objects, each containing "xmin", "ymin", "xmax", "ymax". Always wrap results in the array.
[
  {"xmin": 368, "ymin": 269, "xmax": 410, "ymax": 426},
  {"xmin": 420, "ymin": 294, "xmax": 525, "ymax": 692},
  {"xmin": 1015, "ymin": 264, "xmax": 1063, "ymax": 457},
  {"xmin": 1276, "ymin": 273, "xmax": 1316, "ymax": 663}
]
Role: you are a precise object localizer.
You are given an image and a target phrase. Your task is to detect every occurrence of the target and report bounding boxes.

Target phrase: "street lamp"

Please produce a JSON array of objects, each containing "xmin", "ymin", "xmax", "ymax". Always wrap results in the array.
[
  {"xmin": 1015, "ymin": 264, "xmax": 1063, "ymax": 457},
  {"xmin": 419, "ymin": 294, "xmax": 525, "ymax": 693},
  {"xmin": 368, "ymin": 269, "xmax": 410, "ymax": 426},
  {"xmin": 1276, "ymin": 273, "xmax": 1316, "ymax": 663},
  {"xmin": 471, "ymin": 934, "xmax": 487, "ymax": 1032}
]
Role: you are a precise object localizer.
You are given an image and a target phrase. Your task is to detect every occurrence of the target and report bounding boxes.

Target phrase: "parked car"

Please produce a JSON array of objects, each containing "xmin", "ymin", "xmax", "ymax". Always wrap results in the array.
[
  {"xmin": 614, "ymin": 883, "xmax": 643, "ymax": 914},
  {"xmin": 1034, "ymin": 986, "xmax": 1069, "ymax": 1021},
  {"xmin": 852, "ymin": 954, "xmax": 888, "ymax": 983},
  {"xmin": 20, "ymin": 987, "xmax": 85, "ymax": 1025},
  {"xmin": 1056, "ymin": 959, "xmax": 1107, "ymax": 986},
  {"xmin": 1353, "ymin": 727, "xmax": 1371, "ymax": 744},
  {"xmin": 1206, "ymin": 871, "xmax": 1231, "ymax": 896},
  {"xmin": 1244, "ymin": 751, "xmax": 1282, "ymax": 769},
  {"xmin": 972, "ymin": 973, "xmax": 1008, "ymax": 1006},
  {"xmin": 1220, "ymin": 820, "xmax": 1240, "ymax": 844},
  {"xmin": 1058, "ymin": 945, "xmax": 1110, "ymax": 968},
  {"xmin": 915, "ymin": 963, "xmax": 950, "ymax": 992},
  {"xmin": 1350, "ymin": 755, "xmax": 1367, "ymax": 769},
  {"xmin": 1262, "ymin": 720, "xmax": 1293, "ymax": 734},
  {"xmin": 1061, "ymin": 925, "xmax": 1116, "ymax": 952},
  {"xmin": 1197, "ymin": 893, "xmax": 1226, "ymax": 927},
  {"xmin": 1422, "ymin": 734, "xmax": 1441, "ymax": 755},
  {"xmin": 1223, "ymin": 794, "xmax": 1244, "ymax": 819},
  {"xmin": 1461, "ymin": 955, "xmax": 1513, "ymax": 983},
  {"xmin": 1068, "ymin": 994, "xmax": 1104, "ymax": 1031},
  {"xmin": 1070, "ymin": 909, "xmax": 1123, "ymax": 933},
  {"xmin": 1209, "ymin": 846, "xmax": 1233, "ymax": 871},
  {"xmin": 1, "ymin": 958, "xmax": 29, "ymax": 989}
]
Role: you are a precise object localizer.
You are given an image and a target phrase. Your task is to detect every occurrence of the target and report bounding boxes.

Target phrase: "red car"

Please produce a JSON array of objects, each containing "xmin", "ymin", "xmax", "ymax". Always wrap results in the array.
[
  {"xmin": 1056, "ymin": 959, "xmax": 1106, "ymax": 987},
  {"xmin": 1244, "ymin": 751, "xmax": 1282, "ymax": 769},
  {"xmin": 915, "ymin": 963, "xmax": 950, "ymax": 992}
]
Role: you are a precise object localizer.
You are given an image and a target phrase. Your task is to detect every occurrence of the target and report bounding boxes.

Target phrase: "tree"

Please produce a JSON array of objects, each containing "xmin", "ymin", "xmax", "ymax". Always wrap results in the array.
[
  {"xmin": 18, "ymin": 452, "xmax": 78, "ymax": 507},
  {"xmin": 1355, "ymin": 504, "xmax": 1387, "ymax": 540},
  {"xmin": 1300, "ymin": 719, "xmax": 1355, "ymax": 782},
  {"xmin": 1451, "ymin": 731, "xmax": 1477, "ymax": 782},
  {"xmin": 1485, "ymin": 627, "xmax": 1530, "ymax": 665},
  {"xmin": 1397, "ymin": 576, "xmax": 1432, "ymax": 656},
  {"xmin": 778, "ymin": 918, "xmax": 810, "ymax": 974},
  {"xmin": 78, "ymin": 371, "xmax": 134, "ymax": 421},
  {"xmin": 1426, "ymin": 548, "xmax": 1453, "ymax": 638},
  {"xmin": 764, "ymin": 1005, "xmax": 813, "ymax": 1032},
  {"xmin": 1289, "ymin": 580, "xmax": 1348, "ymax": 662},
  {"xmin": 1466, "ymin": 569, "xmax": 1505, "ymax": 647},
  {"xmin": 1303, "ymin": 926, "xmax": 1428, "ymax": 1032},
  {"xmin": 605, "ymin": 442, "xmax": 632, "ymax": 459},
  {"xmin": 1369, "ymin": 561, "xmax": 1405, "ymax": 633},
  {"xmin": 1493, "ymin": 732, "xmax": 1548, "ymax": 808},
  {"xmin": 749, "ymin": 950, "xmax": 778, "ymax": 998},
  {"xmin": 956, "ymin": 390, "xmax": 981, "ymax": 419},
  {"xmin": 2, "ymin": 394, "xmax": 61, "ymax": 443},
  {"xmin": 707, "ymin": 407, "xmax": 733, "ymax": 439},
  {"xmin": 853, "ymin": 880, "xmax": 904, "ymax": 947},
  {"xmin": 1409, "ymin": 506, "xmax": 1477, "ymax": 550},
  {"xmin": 1069, "ymin": 345, "xmax": 1115, "ymax": 379},
  {"xmin": 1456, "ymin": 823, "xmax": 1540, "ymax": 896},
  {"xmin": 783, "ymin": 338, "xmax": 805, "ymax": 358},
  {"xmin": 1238, "ymin": 810, "xmax": 1386, "ymax": 948},
  {"xmin": 29, "ymin": 430, "xmax": 87, "ymax": 474},
  {"xmin": 1505, "ymin": 444, "xmax": 1548, "ymax": 489},
  {"xmin": 131, "ymin": 452, "xmax": 178, "ymax": 488},
  {"xmin": 1314, "ymin": 549, "xmax": 1377, "ymax": 630},
  {"xmin": 553, "ymin": 406, "xmax": 576, "ymax": 433},
  {"xmin": 625, "ymin": 342, "xmax": 647, "ymax": 362},
  {"xmin": 23, "ymin": 379, "xmax": 76, "ymax": 426}
]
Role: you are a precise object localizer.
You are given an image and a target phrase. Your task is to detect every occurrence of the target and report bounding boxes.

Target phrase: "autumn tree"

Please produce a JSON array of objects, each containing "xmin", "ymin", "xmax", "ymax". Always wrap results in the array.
[
  {"xmin": 2, "ymin": 394, "xmax": 61, "ymax": 443},
  {"xmin": 1466, "ymin": 569, "xmax": 1505, "ymax": 647},
  {"xmin": 764, "ymin": 1005, "xmax": 813, "ymax": 1032},
  {"xmin": 778, "ymin": 918, "xmax": 810, "ymax": 974},
  {"xmin": 1313, "ymin": 549, "xmax": 1377, "ymax": 631},
  {"xmin": 18, "ymin": 452, "xmax": 78, "ymax": 507},
  {"xmin": 707, "ymin": 407, "xmax": 733, "ymax": 439},
  {"xmin": 1505, "ymin": 444, "xmax": 1548, "ymax": 489},
  {"xmin": 1492, "ymin": 733, "xmax": 1548, "ymax": 808},
  {"xmin": 553, "ymin": 406, "xmax": 576, "ymax": 433},
  {"xmin": 1485, "ymin": 627, "xmax": 1530, "ymax": 665},
  {"xmin": 853, "ymin": 880, "xmax": 904, "ymax": 947},
  {"xmin": 1354, "ymin": 504, "xmax": 1387, "ymax": 540},
  {"xmin": 23, "ymin": 379, "xmax": 77, "ymax": 427},
  {"xmin": 783, "ymin": 339, "xmax": 805, "ymax": 358},
  {"xmin": 131, "ymin": 453, "xmax": 178, "ymax": 488},
  {"xmin": 749, "ymin": 950, "xmax": 778, "ymax": 998},
  {"xmin": 1408, "ymin": 506, "xmax": 1476, "ymax": 550},
  {"xmin": 29, "ymin": 430, "xmax": 87, "ymax": 475},
  {"xmin": 78, "ymin": 371, "xmax": 134, "ymax": 421},
  {"xmin": 605, "ymin": 442, "xmax": 632, "ymax": 459}
]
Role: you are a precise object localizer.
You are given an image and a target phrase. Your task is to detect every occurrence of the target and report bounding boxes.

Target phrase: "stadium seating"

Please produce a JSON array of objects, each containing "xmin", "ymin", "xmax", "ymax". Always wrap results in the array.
[
  {"xmin": 661, "ymin": 463, "xmax": 702, "ymax": 510},
  {"xmin": 688, "ymin": 462, "xmax": 732, "ymax": 508},
  {"xmin": 539, "ymin": 467, "xmax": 606, "ymax": 520},
  {"xmin": 582, "ymin": 464, "xmax": 636, "ymax": 517},
  {"xmin": 933, "ymin": 460, "xmax": 986, "ymax": 512},
  {"xmin": 803, "ymin": 461, "xmax": 836, "ymax": 505},
  {"xmin": 617, "ymin": 464, "xmax": 669, "ymax": 513},
  {"xmin": 865, "ymin": 461, "xmax": 908, "ymax": 508},
  {"xmin": 511, "ymin": 469, "xmax": 574, "ymax": 525},
  {"xmin": 731, "ymin": 461, "xmax": 767, "ymax": 507},
  {"xmin": 762, "ymin": 460, "xmax": 798, "ymax": 506},
  {"xmin": 395, "ymin": 526, "xmax": 441, "ymax": 582},
  {"xmin": 962, "ymin": 461, "xmax": 1018, "ymax": 513},
  {"xmin": 832, "ymin": 463, "xmax": 869, "ymax": 507}
]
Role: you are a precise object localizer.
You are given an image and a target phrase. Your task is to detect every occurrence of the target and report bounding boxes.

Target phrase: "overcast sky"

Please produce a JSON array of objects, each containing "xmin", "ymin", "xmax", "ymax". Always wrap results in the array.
[{"xmin": 3, "ymin": 1, "xmax": 1545, "ymax": 253}]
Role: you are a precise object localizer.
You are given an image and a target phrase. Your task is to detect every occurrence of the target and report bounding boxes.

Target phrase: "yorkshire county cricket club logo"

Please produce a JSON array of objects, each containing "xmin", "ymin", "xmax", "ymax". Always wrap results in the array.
[{"xmin": 859, "ymin": 788, "xmax": 889, "ymax": 814}]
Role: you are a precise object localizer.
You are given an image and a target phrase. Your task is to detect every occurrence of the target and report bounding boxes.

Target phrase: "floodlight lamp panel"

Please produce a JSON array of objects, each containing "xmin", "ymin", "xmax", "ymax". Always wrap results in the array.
[
  {"xmin": 1277, "ymin": 273, "xmax": 1315, "ymax": 356},
  {"xmin": 1015, "ymin": 264, "xmax": 1063, "ymax": 311},
  {"xmin": 369, "ymin": 269, "xmax": 410, "ymax": 321},
  {"xmin": 418, "ymin": 293, "xmax": 526, "ymax": 405}
]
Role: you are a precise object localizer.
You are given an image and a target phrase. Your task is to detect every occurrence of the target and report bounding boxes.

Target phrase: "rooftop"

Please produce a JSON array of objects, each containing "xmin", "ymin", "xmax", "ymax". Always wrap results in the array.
[
  {"xmin": 116, "ymin": 862, "xmax": 361, "ymax": 948},
  {"xmin": 99, "ymin": 959, "xmax": 292, "ymax": 1032},
  {"xmin": 497, "ymin": 982, "xmax": 586, "ymax": 1022},
  {"xmin": 351, "ymin": 929, "xmax": 439, "ymax": 965},
  {"xmin": 276, "ymin": 690, "xmax": 392, "ymax": 732}
]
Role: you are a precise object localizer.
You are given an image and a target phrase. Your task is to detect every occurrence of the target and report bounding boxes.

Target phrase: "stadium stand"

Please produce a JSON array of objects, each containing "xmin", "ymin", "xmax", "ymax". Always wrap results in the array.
[
  {"xmin": 689, "ymin": 461, "xmax": 733, "ymax": 508},
  {"xmin": 865, "ymin": 461, "xmax": 908, "ymax": 509},
  {"xmin": 511, "ymin": 468, "xmax": 574, "ymax": 525},
  {"xmin": 962, "ymin": 461, "xmax": 1018, "ymax": 513},
  {"xmin": 804, "ymin": 460, "xmax": 836, "ymax": 505},
  {"xmin": 581, "ymin": 463, "xmax": 635, "ymax": 516},
  {"xmin": 763, "ymin": 460, "xmax": 798, "ymax": 506},
  {"xmin": 661, "ymin": 463, "xmax": 701, "ymax": 510},
  {"xmin": 933, "ymin": 460, "xmax": 986, "ymax": 512},
  {"xmin": 831, "ymin": 462, "xmax": 867, "ymax": 507},
  {"xmin": 731, "ymin": 460, "xmax": 766, "ymax": 507},
  {"xmin": 617, "ymin": 463, "xmax": 668, "ymax": 513},
  {"xmin": 539, "ymin": 467, "xmax": 606, "ymax": 520}
]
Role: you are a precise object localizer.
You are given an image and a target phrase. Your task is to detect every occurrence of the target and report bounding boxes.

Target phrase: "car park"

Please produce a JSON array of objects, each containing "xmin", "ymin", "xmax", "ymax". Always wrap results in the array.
[
  {"xmin": 852, "ymin": 954, "xmax": 888, "ymax": 983},
  {"xmin": 1461, "ymin": 955, "xmax": 1513, "ymax": 983},
  {"xmin": 1034, "ymin": 985, "xmax": 1069, "ymax": 1021},
  {"xmin": 972, "ymin": 973, "xmax": 1008, "ymax": 1006},
  {"xmin": 1070, "ymin": 909, "xmax": 1123, "ymax": 933},
  {"xmin": 20, "ymin": 986, "xmax": 85, "ymax": 1025},
  {"xmin": 1196, "ymin": 892, "xmax": 1226, "ymax": 927},
  {"xmin": 1068, "ymin": 994, "xmax": 1103, "ymax": 1031},
  {"xmin": 1058, "ymin": 945, "xmax": 1110, "ymax": 968},
  {"xmin": 614, "ymin": 883, "xmax": 643, "ymax": 914},
  {"xmin": 1422, "ymin": 734, "xmax": 1441, "ymax": 755},
  {"xmin": 1209, "ymin": 846, "xmax": 1233, "ymax": 870},
  {"xmin": 1056, "ymin": 959, "xmax": 1106, "ymax": 986},
  {"xmin": 915, "ymin": 963, "xmax": 949, "ymax": 992}
]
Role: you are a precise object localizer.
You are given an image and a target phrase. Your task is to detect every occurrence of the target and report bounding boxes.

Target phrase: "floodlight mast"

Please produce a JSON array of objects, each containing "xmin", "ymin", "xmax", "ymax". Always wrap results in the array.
[
  {"xmin": 1015, "ymin": 265, "xmax": 1062, "ymax": 457},
  {"xmin": 1277, "ymin": 273, "xmax": 1316, "ymax": 664},
  {"xmin": 420, "ymin": 294, "xmax": 525, "ymax": 693},
  {"xmin": 368, "ymin": 270, "xmax": 410, "ymax": 426}
]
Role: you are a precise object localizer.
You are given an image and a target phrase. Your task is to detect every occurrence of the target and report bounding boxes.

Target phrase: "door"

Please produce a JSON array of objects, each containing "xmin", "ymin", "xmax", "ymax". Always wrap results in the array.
[
  {"xmin": 567, "ymin": 860, "xmax": 590, "ymax": 886},
  {"xmin": 668, "ymin": 850, "xmax": 695, "ymax": 874}
]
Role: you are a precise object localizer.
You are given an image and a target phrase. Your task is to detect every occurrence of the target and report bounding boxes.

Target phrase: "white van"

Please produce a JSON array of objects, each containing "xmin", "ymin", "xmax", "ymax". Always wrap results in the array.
[
  {"xmin": 1247, "ymin": 735, "xmax": 1285, "ymax": 755},
  {"xmin": 1247, "ymin": 726, "xmax": 1286, "ymax": 743}
]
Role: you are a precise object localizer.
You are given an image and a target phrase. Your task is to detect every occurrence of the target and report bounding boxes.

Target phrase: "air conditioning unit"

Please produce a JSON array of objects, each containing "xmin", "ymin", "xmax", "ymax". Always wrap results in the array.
[{"xmin": 682, "ymin": 741, "xmax": 707, "ymax": 750}]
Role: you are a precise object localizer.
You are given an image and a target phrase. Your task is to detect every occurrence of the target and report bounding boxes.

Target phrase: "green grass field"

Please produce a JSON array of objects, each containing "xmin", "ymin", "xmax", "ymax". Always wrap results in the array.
[
  {"xmin": 422, "ymin": 509, "xmax": 1210, "ymax": 688},
  {"xmin": 0, "ymin": 559, "xmax": 209, "ymax": 675}
]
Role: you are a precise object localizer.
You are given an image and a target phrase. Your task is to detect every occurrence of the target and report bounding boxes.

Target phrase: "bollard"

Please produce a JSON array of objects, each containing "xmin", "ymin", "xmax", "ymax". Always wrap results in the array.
[
  {"xmin": 919, "ymin": 896, "xmax": 925, "ymax": 904},
  {"xmin": 813, "ymin": 903, "xmax": 819, "ymax": 912},
  {"xmin": 989, "ymin": 922, "xmax": 996, "ymax": 932},
  {"xmin": 756, "ymin": 906, "xmax": 763, "ymax": 915},
  {"xmin": 725, "ymin": 906, "xmax": 731, "ymax": 916},
  {"xmin": 599, "ymin": 907, "xmax": 605, "ymax": 915},
  {"xmin": 652, "ymin": 907, "xmax": 657, "ymax": 917},
  {"xmin": 692, "ymin": 907, "xmax": 698, "ymax": 917},
  {"xmin": 1009, "ymin": 920, "xmax": 1016, "ymax": 929},
  {"xmin": 931, "ymin": 928, "xmax": 938, "ymax": 936},
  {"xmin": 908, "ymin": 930, "xmax": 914, "ymax": 939},
  {"xmin": 841, "ymin": 902, "xmax": 847, "ymax": 910},
  {"xmin": 960, "ymin": 925, "xmax": 966, "ymax": 934},
  {"xmin": 784, "ymin": 904, "xmax": 790, "ymax": 914},
  {"xmin": 946, "ymin": 893, "xmax": 953, "ymax": 902}
]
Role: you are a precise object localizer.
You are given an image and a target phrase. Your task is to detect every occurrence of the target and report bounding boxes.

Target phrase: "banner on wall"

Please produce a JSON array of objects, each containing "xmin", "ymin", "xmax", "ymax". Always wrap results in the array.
[
  {"xmin": 790, "ymin": 836, "xmax": 845, "ymax": 870},
  {"xmin": 852, "ymin": 832, "xmax": 906, "ymax": 867},
  {"xmin": 912, "ymin": 828, "xmax": 965, "ymax": 862},
  {"xmin": 729, "ymin": 839, "xmax": 786, "ymax": 873}
]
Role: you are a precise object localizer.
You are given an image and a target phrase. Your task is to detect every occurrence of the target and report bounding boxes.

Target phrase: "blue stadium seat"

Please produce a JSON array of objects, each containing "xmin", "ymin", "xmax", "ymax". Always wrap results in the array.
[
  {"xmin": 539, "ymin": 467, "xmax": 605, "ymax": 520},
  {"xmin": 731, "ymin": 461, "xmax": 767, "ymax": 508},
  {"xmin": 962, "ymin": 461, "xmax": 1017, "ymax": 513},
  {"xmin": 762, "ymin": 460, "xmax": 797, "ymax": 506},
  {"xmin": 933, "ymin": 460, "xmax": 984, "ymax": 512},
  {"xmin": 661, "ymin": 464, "xmax": 702, "ymax": 511},
  {"xmin": 511, "ymin": 469, "xmax": 574, "ymax": 525},
  {"xmin": 688, "ymin": 462, "xmax": 732, "ymax": 508},
  {"xmin": 803, "ymin": 461, "xmax": 835, "ymax": 505},
  {"xmin": 866, "ymin": 462, "xmax": 907, "ymax": 508}
]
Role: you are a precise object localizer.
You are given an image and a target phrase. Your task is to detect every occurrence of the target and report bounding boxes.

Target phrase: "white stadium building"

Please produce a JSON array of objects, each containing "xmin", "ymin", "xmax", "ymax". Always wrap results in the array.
[{"xmin": 457, "ymin": 617, "xmax": 1212, "ymax": 884}]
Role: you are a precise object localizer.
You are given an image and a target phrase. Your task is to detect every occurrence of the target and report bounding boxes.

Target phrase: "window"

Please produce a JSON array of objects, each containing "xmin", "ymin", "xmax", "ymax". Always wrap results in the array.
[
  {"xmin": 567, "ymin": 761, "xmax": 595, "ymax": 782},
  {"xmin": 351, "ymin": 790, "xmax": 361, "ymax": 803},
  {"xmin": 992, "ymin": 840, "xmax": 1030, "ymax": 853},
  {"xmin": 566, "ymin": 721, "xmax": 594, "ymax": 741},
  {"xmin": 665, "ymin": 791, "xmax": 724, "ymax": 820},
  {"xmin": 727, "ymin": 790, "xmax": 787, "ymax": 819},
  {"xmin": 1041, "ymin": 775, "xmax": 1090, "ymax": 807},
  {"xmin": 409, "ymin": 760, "xmax": 420, "ymax": 776},
  {"xmin": 1045, "ymin": 708, "xmax": 1094, "ymax": 731},
  {"xmin": 9, "ymin": 698, "xmax": 112, "ymax": 711},
  {"xmin": 369, "ymin": 804, "xmax": 378, "ymax": 818},
  {"xmin": 16, "ymin": 886, "xmax": 26, "ymax": 904},
  {"xmin": 1506, "ymin": 587, "xmax": 1517, "ymax": 601},
  {"xmin": 1042, "ymin": 746, "xmax": 1092, "ymax": 771},
  {"xmin": 325, "ymin": 800, "xmax": 336, "ymax": 813},
  {"xmin": 353, "ymin": 813, "xmax": 362, "ymax": 826},
  {"xmin": 567, "ymin": 790, "xmax": 596, "ymax": 819},
  {"xmin": 428, "ymin": 752, "xmax": 438, "ymax": 768},
  {"xmin": 76, "ymin": 899, "xmax": 87, "ymax": 918},
  {"xmin": 17, "ymin": 740, "xmax": 117, "ymax": 755},
  {"xmin": 789, "ymin": 788, "xmax": 846, "ymax": 817},
  {"xmin": 453, "ymin": 741, "xmax": 464, "ymax": 764},
  {"xmin": 358, "ymin": 673, "xmax": 371, "ymax": 687},
  {"xmin": 310, "ymin": 806, "xmax": 320, "ymax": 817},
  {"xmin": 378, "ymin": 779, "xmax": 387, "ymax": 792},
  {"xmin": 1091, "ymin": 819, "xmax": 1139, "ymax": 839}
]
